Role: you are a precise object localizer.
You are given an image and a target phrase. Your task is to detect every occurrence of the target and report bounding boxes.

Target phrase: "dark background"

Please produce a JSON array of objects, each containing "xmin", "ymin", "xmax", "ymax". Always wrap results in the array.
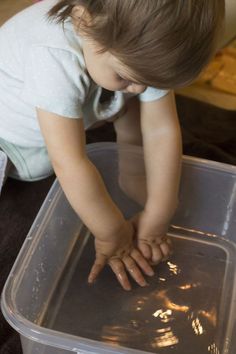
[{"xmin": 1, "ymin": 95, "xmax": 236, "ymax": 353}]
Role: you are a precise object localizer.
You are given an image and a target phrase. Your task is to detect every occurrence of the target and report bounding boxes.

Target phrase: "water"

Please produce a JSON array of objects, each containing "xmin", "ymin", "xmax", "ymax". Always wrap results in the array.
[{"xmin": 42, "ymin": 233, "xmax": 229, "ymax": 354}]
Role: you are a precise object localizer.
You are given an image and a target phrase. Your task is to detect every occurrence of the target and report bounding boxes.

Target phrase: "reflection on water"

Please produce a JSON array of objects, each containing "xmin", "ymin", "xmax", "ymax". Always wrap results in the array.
[
  {"xmin": 167, "ymin": 261, "xmax": 180, "ymax": 275},
  {"xmin": 42, "ymin": 234, "xmax": 228, "ymax": 354},
  {"xmin": 99, "ymin": 282, "xmax": 218, "ymax": 352},
  {"xmin": 208, "ymin": 342, "xmax": 220, "ymax": 354},
  {"xmin": 151, "ymin": 328, "xmax": 179, "ymax": 349},
  {"xmin": 192, "ymin": 317, "xmax": 204, "ymax": 335},
  {"xmin": 179, "ymin": 283, "xmax": 199, "ymax": 290},
  {"xmin": 99, "ymin": 298, "xmax": 217, "ymax": 352},
  {"xmin": 152, "ymin": 308, "xmax": 173, "ymax": 319},
  {"xmin": 198, "ymin": 309, "xmax": 217, "ymax": 327}
]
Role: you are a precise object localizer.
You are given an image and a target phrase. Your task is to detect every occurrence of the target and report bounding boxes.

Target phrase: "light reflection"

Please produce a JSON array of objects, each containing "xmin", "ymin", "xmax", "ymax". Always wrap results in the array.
[
  {"xmin": 158, "ymin": 277, "xmax": 166, "ymax": 282},
  {"xmin": 151, "ymin": 329, "xmax": 179, "ymax": 348},
  {"xmin": 101, "ymin": 333, "xmax": 120, "ymax": 343},
  {"xmin": 188, "ymin": 311, "xmax": 195, "ymax": 320},
  {"xmin": 166, "ymin": 301, "xmax": 190, "ymax": 313},
  {"xmin": 156, "ymin": 326, "xmax": 171, "ymax": 333},
  {"xmin": 192, "ymin": 317, "xmax": 204, "ymax": 335},
  {"xmin": 179, "ymin": 283, "xmax": 200, "ymax": 290},
  {"xmin": 135, "ymin": 299, "xmax": 145, "ymax": 311},
  {"xmin": 152, "ymin": 308, "xmax": 172, "ymax": 321},
  {"xmin": 154, "ymin": 289, "xmax": 167, "ymax": 300},
  {"xmin": 100, "ymin": 262, "xmax": 218, "ymax": 352},
  {"xmin": 137, "ymin": 299, "xmax": 146, "ymax": 305},
  {"xmin": 101, "ymin": 325, "xmax": 140, "ymax": 345},
  {"xmin": 208, "ymin": 342, "xmax": 220, "ymax": 354},
  {"xmin": 171, "ymin": 224, "xmax": 217, "ymax": 238},
  {"xmin": 199, "ymin": 309, "xmax": 217, "ymax": 327},
  {"xmin": 125, "ymin": 296, "xmax": 148, "ymax": 313},
  {"xmin": 155, "ymin": 290, "xmax": 190, "ymax": 313},
  {"xmin": 167, "ymin": 261, "xmax": 180, "ymax": 275},
  {"xmin": 130, "ymin": 319, "xmax": 139, "ymax": 328}
]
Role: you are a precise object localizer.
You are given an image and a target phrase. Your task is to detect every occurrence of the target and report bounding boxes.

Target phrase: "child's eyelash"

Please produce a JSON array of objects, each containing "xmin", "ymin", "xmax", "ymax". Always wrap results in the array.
[
  {"xmin": 116, "ymin": 74, "xmax": 126, "ymax": 81},
  {"xmin": 116, "ymin": 74, "xmax": 133, "ymax": 85}
]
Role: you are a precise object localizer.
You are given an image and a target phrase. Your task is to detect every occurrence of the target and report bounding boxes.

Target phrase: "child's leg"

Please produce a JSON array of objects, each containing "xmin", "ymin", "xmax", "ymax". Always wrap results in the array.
[{"xmin": 0, "ymin": 139, "xmax": 54, "ymax": 182}]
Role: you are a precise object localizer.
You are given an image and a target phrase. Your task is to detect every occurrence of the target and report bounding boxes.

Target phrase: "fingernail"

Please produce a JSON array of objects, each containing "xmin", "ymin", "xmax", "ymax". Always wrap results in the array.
[
  {"xmin": 125, "ymin": 286, "xmax": 132, "ymax": 291},
  {"xmin": 88, "ymin": 276, "xmax": 95, "ymax": 284},
  {"xmin": 147, "ymin": 270, "xmax": 155, "ymax": 276},
  {"xmin": 141, "ymin": 281, "xmax": 149, "ymax": 287}
]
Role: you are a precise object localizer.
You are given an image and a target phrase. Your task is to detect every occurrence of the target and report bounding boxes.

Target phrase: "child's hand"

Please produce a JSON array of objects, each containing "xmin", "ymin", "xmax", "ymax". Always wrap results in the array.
[
  {"xmin": 88, "ymin": 220, "xmax": 154, "ymax": 290},
  {"xmin": 131, "ymin": 212, "xmax": 173, "ymax": 265}
]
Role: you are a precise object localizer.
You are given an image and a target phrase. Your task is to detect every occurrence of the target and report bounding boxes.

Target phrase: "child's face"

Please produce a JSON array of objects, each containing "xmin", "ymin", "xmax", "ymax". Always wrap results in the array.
[{"xmin": 81, "ymin": 37, "xmax": 147, "ymax": 93}]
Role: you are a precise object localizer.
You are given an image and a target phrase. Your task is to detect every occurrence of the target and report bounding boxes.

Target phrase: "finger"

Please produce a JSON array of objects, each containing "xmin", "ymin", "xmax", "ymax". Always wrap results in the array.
[
  {"xmin": 123, "ymin": 256, "xmax": 148, "ymax": 287},
  {"xmin": 151, "ymin": 246, "xmax": 163, "ymax": 264},
  {"xmin": 109, "ymin": 258, "xmax": 132, "ymax": 291},
  {"xmin": 160, "ymin": 241, "xmax": 172, "ymax": 259},
  {"xmin": 130, "ymin": 214, "xmax": 139, "ymax": 228},
  {"xmin": 88, "ymin": 254, "xmax": 107, "ymax": 284},
  {"xmin": 166, "ymin": 237, "xmax": 173, "ymax": 252},
  {"xmin": 138, "ymin": 241, "xmax": 152, "ymax": 260},
  {"xmin": 131, "ymin": 248, "xmax": 154, "ymax": 276}
]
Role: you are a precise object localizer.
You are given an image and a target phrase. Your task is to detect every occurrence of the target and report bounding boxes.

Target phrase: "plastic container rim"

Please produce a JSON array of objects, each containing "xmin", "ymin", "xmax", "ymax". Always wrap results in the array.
[{"xmin": 1, "ymin": 142, "xmax": 236, "ymax": 353}]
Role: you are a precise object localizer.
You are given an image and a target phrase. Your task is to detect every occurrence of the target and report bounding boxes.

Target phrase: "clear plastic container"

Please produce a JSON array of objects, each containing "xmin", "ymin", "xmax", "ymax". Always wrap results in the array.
[
  {"xmin": 1, "ymin": 143, "xmax": 236, "ymax": 354},
  {"xmin": 0, "ymin": 150, "xmax": 7, "ymax": 192}
]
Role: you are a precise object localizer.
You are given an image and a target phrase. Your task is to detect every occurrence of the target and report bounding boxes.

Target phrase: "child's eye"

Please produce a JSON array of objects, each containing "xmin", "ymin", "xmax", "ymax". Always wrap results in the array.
[
  {"xmin": 116, "ymin": 74, "xmax": 134, "ymax": 87},
  {"xmin": 116, "ymin": 74, "xmax": 126, "ymax": 82}
]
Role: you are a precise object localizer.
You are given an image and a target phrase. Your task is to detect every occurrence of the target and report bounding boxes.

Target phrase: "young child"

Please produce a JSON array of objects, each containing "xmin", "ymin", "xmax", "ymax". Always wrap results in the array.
[{"xmin": 0, "ymin": 0, "xmax": 224, "ymax": 290}]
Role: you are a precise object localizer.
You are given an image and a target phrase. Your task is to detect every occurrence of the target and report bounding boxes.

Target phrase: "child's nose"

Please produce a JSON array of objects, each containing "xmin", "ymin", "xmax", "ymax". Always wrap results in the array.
[{"xmin": 127, "ymin": 84, "xmax": 146, "ymax": 94}]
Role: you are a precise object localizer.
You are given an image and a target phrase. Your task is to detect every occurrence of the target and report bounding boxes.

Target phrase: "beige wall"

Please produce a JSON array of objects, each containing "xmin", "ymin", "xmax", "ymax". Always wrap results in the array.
[{"xmin": 0, "ymin": 0, "xmax": 32, "ymax": 25}]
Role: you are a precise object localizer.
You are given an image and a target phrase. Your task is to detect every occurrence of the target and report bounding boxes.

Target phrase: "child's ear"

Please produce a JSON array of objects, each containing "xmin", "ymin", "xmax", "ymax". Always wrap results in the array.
[{"xmin": 71, "ymin": 5, "xmax": 91, "ymax": 33}]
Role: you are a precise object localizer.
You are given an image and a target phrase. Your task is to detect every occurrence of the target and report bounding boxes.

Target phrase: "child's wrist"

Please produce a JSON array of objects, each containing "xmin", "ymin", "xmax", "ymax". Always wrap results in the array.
[
  {"xmin": 94, "ymin": 218, "xmax": 132, "ymax": 242},
  {"xmin": 137, "ymin": 210, "xmax": 169, "ymax": 237},
  {"xmin": 144, "ymin": 198, "xmax": 178, "ymax": 225},
  {"xmin": 142, "ymin": 208, "xmax": 171, "ymax": 228}
]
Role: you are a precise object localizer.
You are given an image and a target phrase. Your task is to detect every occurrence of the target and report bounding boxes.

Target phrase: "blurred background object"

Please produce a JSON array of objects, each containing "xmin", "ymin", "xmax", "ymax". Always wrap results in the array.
[
  {"xmin": 176, "ymin": 0, "xmax": 236, "ymax": 109},
  {"xmin": 222, "ymin": 0, "xmax": 236, "ymax": 46}
]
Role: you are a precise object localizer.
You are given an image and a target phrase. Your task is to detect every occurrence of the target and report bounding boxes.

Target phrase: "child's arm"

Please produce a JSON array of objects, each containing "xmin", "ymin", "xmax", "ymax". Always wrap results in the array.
[
  {"xmin": 37, "ymin": 109, "xmax": 154, "ymax": 290},
  {"xmin": 114, "ymin": 92, "xmax": 182, "ymax": 264},
  {"xmin": 137, "ymin": 91, "xmax": 182, "ymax": 263}
]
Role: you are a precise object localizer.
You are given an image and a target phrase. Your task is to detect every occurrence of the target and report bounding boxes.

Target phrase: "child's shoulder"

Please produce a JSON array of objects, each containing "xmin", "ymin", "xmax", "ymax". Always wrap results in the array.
[
  {"xmin": 0, "ymin": 0, "xmax": 81, "ymax": 56},
  {"xmin": 1, "ymin": 0, "xmax": 56, "ymax": 27},
  {"xmin": 0, "ymin": 0, "xmax": 61, "ymax": 44}
]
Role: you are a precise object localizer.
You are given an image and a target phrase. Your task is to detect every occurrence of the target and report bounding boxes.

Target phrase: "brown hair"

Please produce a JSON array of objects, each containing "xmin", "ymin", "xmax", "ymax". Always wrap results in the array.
[{"xmin": 48, "ymin": 0, "xmax": 225, "ymax": 89}]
